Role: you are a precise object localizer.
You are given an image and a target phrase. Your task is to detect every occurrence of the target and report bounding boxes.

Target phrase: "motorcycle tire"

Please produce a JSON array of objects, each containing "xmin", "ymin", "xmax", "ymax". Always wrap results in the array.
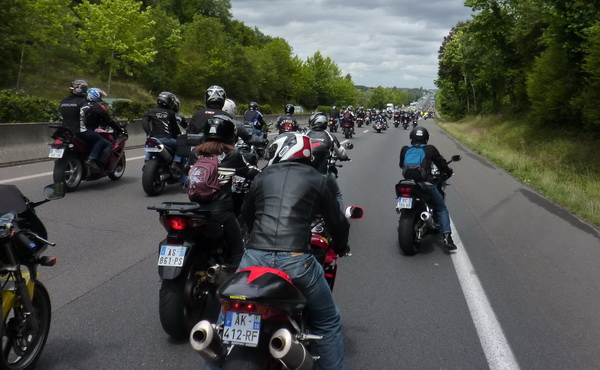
[
  {"xmin": 53, "ymin": 154, "xmax": 83, "ymax": 192},
  {"xmin": 376, "ymin": 129, "xmax": 381, "ymax": 133},
  {"xmin": 398, "ymin": 210, "xmax": 419, "ymax": 255},
  {"xmin": 0, "ymin": 282, "xmax": 52, "ymax": 370},
  {"xmin": 222, "ymin": 342, "xmax": 271, "ymax": 370},
  {"xmin": 108, "ymin": 153, "xmax": 126, "ymax": 181},
  {"xmin": 343, "ymin": 127, "xmax": 350, "ymax": 139},
  {"xmin": 142, "ymin": 159, "xmax": 167, "ymax": 196}
]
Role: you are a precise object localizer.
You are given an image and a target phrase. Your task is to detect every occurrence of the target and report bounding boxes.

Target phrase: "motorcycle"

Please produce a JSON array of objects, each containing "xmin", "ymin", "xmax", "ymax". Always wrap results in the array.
[
  {"xmin": 48, "ymin": 123, "xmax": 128, "ymax": 192},
  {"xmin": 373, "ymin": 118, "xmax": 383, "ymax": 133},
  {"xmin": 242, "ymin": 121, "xmax": 269, "ymax": 158},
  {"xmin": 190, "ymin": 206, "xmax": 365, "ymax": 369},
  {"xmin": 0, "ymin": 183, "xmax": 64, "ymax": 369},
  {"xmin": 395, "ymin": 155, "xmax": 461, "ymax": 255},
  {"xmin": 328, "ymin": 118, "xmax": 338, "ymax": 133},
  {"xmin": 341, "ymin": 120, "xmax": 354, "ymax": 139},
  {"xmin": 356, "ymin": 116, "xmax": 364, "ymax": 128},
  {"xmin": 142, "ymin": 134, "xmax": 202, "ymax": 196},
  {"xmin": 393, "ymin": 112, "xmax": 400, "ymax": 127},
  {"xmin": 147, "ymin": 201, "xmax": 238, "ymax": 340},
  {"xmin": 401, "ymin": 116, "xmax": 410, "ymax": 130},
  {"xmin": 412, "ymin": 118, "xmax": 418, "ymax": 128}
]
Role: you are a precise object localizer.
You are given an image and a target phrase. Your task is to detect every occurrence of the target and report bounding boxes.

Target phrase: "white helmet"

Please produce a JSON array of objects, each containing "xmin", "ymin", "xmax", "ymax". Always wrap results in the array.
[
  {"xmin": 223, "ymin": 98, "xmax": 237, "ymax": 116},
  {"xmin": 266, "ymin": 132, "xmax": 313, "ymax": 166}
]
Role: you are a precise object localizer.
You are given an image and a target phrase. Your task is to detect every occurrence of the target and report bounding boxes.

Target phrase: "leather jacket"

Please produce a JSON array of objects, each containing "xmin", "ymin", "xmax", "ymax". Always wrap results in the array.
[
  {"xmin": 242, "ymin": 161, "xmax": 349, "ymax": 254},
  {"xmin": 399, "ymin": 143, "xmax": 453, "ymax": 183}
]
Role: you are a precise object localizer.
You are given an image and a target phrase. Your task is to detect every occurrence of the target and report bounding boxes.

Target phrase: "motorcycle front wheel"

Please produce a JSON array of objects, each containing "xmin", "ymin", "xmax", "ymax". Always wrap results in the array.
[
  {"xmin": 0, "ymin": 282, "xmax": 52, "ymax": 370},
  {"xmin": 142, "ymin": 159, "xmax": 166, "ymax": 196},
  {"xmin": 53, "ymin": 154, "xmax": 83, "ymax": 191},
  {"xmin": 108, "ymin": 153, "xmax": 126, "ymax": 180},
  {"xmin": 398, "ymin": 209, "xmax": 420, "ymax": 255}
]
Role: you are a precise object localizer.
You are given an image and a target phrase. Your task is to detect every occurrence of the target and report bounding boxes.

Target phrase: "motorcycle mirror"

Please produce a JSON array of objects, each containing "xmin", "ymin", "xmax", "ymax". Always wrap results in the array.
[
  {"xmin": 344, "ymin": 143, "xmax": 354, "ymax": 150},
  {"xmin": 44, "ymin": 183, "xmax": 65, "ymax": 200},
  {"xmin": 451, "ymin": 155, "xmax": 462, "ymax": 162},
  {"xmin": 344, "ymin": 206, "xmax": 364, "ymax": 219}
]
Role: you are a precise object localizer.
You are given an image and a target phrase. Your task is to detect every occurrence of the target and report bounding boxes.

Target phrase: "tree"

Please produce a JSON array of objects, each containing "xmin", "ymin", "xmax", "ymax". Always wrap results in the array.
[{"xmin": 75, "ymin": 0, "xmax": 157, "ymax": 93}]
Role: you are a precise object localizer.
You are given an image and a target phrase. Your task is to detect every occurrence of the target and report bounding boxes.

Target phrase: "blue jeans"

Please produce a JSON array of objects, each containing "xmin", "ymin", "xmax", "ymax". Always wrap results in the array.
[
  {"xmin": 78, "ymin": 130, "xmax": 110, "ymax": 163},
  {"xmin": 327, "ymin": 172, "xmax": 344, "ymax": 212},
  {"xmin": 423, "ymin": 184, "xmax": 451, "ymax": 234},
  {"xmin": 205, "ymin": 249, "xmax": 346, "ymax": 370}
]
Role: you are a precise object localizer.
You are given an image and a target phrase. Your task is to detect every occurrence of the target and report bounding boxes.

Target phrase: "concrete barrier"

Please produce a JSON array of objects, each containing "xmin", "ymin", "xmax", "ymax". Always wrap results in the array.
[{"xmin": 0, "ymin": 114, "xmax": 312, "ymax": 166}]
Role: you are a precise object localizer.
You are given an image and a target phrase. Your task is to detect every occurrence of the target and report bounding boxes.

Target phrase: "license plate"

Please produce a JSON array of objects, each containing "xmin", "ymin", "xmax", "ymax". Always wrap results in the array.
[
  {"xmin": 397, "ymin": 197, "xmax": 413, "ymax": 209},
  {"xmin": 223, "ymin": 312, "xmax": 261, "ymax": 347},
  {"xmin": 48, "ymin": 148, "xmax": 64, "ymax": 158},
  {"xmin": 158, "ymin": 245, "xmax": 187, "ymax": 267},
  {"xmin": 144, "ymin": 147, "xmax": 161, "ymax": 152}
]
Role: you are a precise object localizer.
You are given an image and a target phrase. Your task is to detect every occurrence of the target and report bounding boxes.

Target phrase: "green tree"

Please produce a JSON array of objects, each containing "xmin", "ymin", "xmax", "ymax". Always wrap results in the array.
[{"xmin": 75, "ymin": 0, "xmax": 157, "ymax": 93}]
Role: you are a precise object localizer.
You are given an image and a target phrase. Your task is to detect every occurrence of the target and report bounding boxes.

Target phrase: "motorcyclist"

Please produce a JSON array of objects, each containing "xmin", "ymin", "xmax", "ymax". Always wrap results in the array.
[
  {"xmin": 340, "ymin": 105, "xmax": 355, "ymax": 134},
  {"xmin": 58, "ymin": 80, "xmax": 105, "ymax": 171},
  {"xmin": 240, "ymin": 132, "xmax": 350, "ymax": 370},
  {"xmin": 189, "ymin": 115, "xmax": 259, "ymax": 266},
  {"xmin": 243, "ymin": 101, "xmax": 268, "ymax": 139},
  {"xmin": 188, "ymin": 85, "xmax": 231, "ymax": 135},
  {"xmin": 306, "ymin": 112, "xmax": 349, "ymax": 210},
  {"xmin": 82, "ymin": 88, "xmax": 125, "ymax": 176},
  {"xmin": 142, "ymin": 91, "xmax": 182, "ymax": 159},
  {"xmin": 399, "ymin": 126, "xmax": 457, "ymax": 250},
  {"xmin": 329, "ymin": 105, "xmax": 340, "ymax": 128},
  {"xmin": 275, "ymin": 103, "xmax": 300, "ymax": 134},
  {"xmin": 223, "ymin": 98, "xmax": 265, "ymax": 146}
]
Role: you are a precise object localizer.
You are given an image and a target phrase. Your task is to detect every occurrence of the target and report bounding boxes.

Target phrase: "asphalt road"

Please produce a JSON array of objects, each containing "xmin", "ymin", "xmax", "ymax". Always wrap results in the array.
[{"xmin": 1, "ymin": 117, "xmax": 599, "ymax": 370}]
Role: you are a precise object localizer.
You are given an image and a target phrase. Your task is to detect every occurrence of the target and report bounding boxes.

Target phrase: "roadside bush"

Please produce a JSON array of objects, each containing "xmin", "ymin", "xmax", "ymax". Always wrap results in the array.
[
  {"xmin": 0, "ymin": 90, "xmax": 60, "ymax": 123},
  {"xmin": 316, "ymin": 106, "xmax": 331, "ymax": 114},
  {"xmin": 110, "ymin": 100, "xmax": 154, "ymax": 122}
]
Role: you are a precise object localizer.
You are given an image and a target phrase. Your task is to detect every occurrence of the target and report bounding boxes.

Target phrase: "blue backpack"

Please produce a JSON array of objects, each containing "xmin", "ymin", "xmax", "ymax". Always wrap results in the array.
[{"xmin": 402, "ymin": 144, "xmax": 429, "ymax": 181}]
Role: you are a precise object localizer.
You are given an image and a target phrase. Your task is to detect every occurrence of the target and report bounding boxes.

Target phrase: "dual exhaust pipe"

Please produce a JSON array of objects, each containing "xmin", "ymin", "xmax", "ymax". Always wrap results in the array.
[{"xmin": 190, "ymin": 321, "xmax": 315, "ymax": 369}]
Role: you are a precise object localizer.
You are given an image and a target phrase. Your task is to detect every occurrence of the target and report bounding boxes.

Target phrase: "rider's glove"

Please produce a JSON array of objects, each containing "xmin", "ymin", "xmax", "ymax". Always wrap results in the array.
[{"xmin": 335, "ymin": 244, "xmax": 351, "ymax": 256}]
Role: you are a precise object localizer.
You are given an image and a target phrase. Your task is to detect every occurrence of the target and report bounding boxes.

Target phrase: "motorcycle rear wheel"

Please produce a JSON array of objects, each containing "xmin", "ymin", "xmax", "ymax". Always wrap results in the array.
[
  {"xmin": 142, "ymin": 159, "xmax": 166, "ymax": 196},
  {"xmin": 108, "ymin": 153, "xmax": 126, "ymax": 180},
  {"xmin": 398, "ymin": 210, "xmax": 419, "ymax": 255},
  {"xmin": 53, "ymin": 154, "xmax": 83, "ymax": 192},
  {"xmin": 0, "ymin": 282, "xmax": 52, "ymax": 370},
  {"xmin": 343, "ymin": 127, "xmax": 350, "ymax": 139}
]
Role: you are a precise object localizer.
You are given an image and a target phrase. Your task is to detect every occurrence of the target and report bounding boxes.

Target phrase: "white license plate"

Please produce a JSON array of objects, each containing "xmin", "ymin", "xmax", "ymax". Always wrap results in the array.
[
  {"xmin": 158, "ymin": 245, "xmax": 187, "ymax": 267},
  {"xmin": 223, "ymin": 312, "xmax": 261, "ymax": 347},
  {"xmin": 397, "ymin": 197, "xmax": 413, "ymax": 209},
  {"xmin": 48, "ymin": 148, "xmax": 64, "ymax": 158},
  {"xmin": 144, "ymin": 147, "xmax": 161, "ymax": 152}
]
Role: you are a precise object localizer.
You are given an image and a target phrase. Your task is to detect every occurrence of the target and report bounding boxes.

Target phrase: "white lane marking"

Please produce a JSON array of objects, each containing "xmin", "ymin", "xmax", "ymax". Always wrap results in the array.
[
  {"xmin": 363, "ymin": 130, "xmax": 369, "ymax": 133},
  {"xmin": 450, "ymin": 220, "xmax": 520, "ymax": 370},
  {"xmin": 0, "ymin": 155, "xmax": 147, "ymax": 184}
]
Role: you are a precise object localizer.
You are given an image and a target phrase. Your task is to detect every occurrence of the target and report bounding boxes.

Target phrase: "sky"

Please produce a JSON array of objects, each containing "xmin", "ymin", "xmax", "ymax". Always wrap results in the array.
[{"xmin": 229, "ymin": 0, "xmax": 474, "ymax": 90}]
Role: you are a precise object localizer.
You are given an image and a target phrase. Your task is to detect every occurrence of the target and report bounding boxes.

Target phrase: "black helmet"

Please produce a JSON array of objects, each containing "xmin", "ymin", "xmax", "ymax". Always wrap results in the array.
[
  {"xmin": 309, "ymin": 112, "xmax": 328, "ymax": 130},
  {"xmin": 285, "ymin": 104, "xmax": 294, "ymax": 114},
  {"xmin": 157, "ymin": 91, "xmax": 177, "ymax": 110},
  {"xmin": 204, "ymin": 114, "xmax": 236, "ymax": 143},
  {"xmin": 409, "ymin": 126, "xmax": 429, "ymax": 144},
  {"xmin": 249, "ymin": 102, "xmax": 258, "ymax": 111},
  {"xmin": 205, "ymin": 85, "xmax": 226, "ymax": 109},
  {"xmin": 70, "ymin": 80, "xmax": 88, "ymax": 96}
]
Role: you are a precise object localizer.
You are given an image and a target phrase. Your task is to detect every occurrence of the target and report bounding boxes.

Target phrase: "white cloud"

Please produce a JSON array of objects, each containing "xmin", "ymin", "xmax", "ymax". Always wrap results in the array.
[{"xmin": 230, "ymin": 0, "xmax": 473, "ymax": 88}]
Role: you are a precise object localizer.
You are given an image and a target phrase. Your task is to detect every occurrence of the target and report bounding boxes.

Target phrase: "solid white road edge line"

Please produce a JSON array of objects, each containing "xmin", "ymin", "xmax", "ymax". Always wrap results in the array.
[
  {"xmin": 0, "ymin": 155, "xmax": 147, "ymax": 184},
  {"xmin": 450, "ymin": 219, "xmax": 520, "ymax": 370}
]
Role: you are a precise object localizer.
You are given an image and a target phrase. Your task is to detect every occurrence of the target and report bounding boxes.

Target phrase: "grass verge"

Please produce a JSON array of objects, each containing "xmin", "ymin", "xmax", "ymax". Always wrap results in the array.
[{"xmin": 437, "ymin": 114, "xmax": 600, "ymax": 228}]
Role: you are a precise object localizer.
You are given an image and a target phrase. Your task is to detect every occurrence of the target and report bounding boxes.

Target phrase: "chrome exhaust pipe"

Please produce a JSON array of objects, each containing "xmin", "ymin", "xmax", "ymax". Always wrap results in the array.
[
  {"xmin": 269, "ymin": 328, "xmax": 314, "ymax": 370},
  {"xmin": 206, "ymin": 264, "xmax": 227, "ymax": 284},
  {"xmin": 158, "ymin": 145, "xmax": 172, "ymax": 162},
  {"xmin": 420, "ymin": 211, "xmax": 431, "ymax": 221},
  {"xmin": 190, "ymin": 320, "xmax": 225, "ymax": 367}
]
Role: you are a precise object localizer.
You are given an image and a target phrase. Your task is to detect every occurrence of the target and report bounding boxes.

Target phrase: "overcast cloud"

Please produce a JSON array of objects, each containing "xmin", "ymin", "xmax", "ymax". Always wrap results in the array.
[{"xmin": 230, "ymin": 0, "xmax": 473, "ymax": 89}]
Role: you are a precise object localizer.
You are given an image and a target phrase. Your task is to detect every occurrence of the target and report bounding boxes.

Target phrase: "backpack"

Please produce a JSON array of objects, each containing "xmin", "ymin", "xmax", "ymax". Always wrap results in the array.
[
  {"xmin": 188, "ymin": 154, "xmax": 222, "ymax": 202},
  {"xmin": 402, "ymin": 144, "xmax": 429, "ymax": 181},
  {"xmin": 343, "ymin": 111, "xmax": 352, "ymax": 121}
]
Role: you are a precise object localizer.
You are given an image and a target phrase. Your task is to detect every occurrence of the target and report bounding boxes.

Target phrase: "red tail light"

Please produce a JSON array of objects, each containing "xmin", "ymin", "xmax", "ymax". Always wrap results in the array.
[
  {"xmin": 161, "ymin": 216, "xmax": 189, "ymax": 231},
  {"xmin": 221, "ymin": 300, "xmax": 282, "ymax": 319},
  {"xmin": 395, "ymin": 185, "xmax": 413, "ymax": 198},
  {"xmin": 53, "ymin": 139, "xmax": 64, "ymax": 146}
]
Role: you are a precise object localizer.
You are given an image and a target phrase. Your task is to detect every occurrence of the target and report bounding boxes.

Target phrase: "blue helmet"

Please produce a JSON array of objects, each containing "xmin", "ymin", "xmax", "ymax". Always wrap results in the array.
[{"xmin": 87, "ymin": 88, "xmax": 107, "ymax": 102}]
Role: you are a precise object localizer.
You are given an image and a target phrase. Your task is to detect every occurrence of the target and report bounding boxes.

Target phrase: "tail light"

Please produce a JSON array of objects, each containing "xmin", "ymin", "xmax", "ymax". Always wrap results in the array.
[
  {"xmin": 160, "ymin": 216, "xmax": 189, "ymax": 231},
  {"xmin": 52, "ymin": 139, "xmax": 64, "ymax": 146},
  {"xmin": 395, "ymin": 185, "xmax": 413, "ymax": 198},
  {"xmin": 221, "ymin": 300, "xmax": 282, "ymax": 319}
]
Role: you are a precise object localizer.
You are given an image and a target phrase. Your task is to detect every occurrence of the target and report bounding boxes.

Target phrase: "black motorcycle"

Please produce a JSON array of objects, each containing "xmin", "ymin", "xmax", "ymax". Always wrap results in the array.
[
  {"xmin": 147, "ymin": 202, "xmax": 235, "ymax": 340},
  {"xmin": 142, "ymin": 134, "xmax": 202, "ymax": 196},
  {"xmin": 395, "ymin": 155, "xmax": 461, "ymax": 255},
  {"xmin": 0, "ymin": 183, "xmax": 64, "ymax": 369}
]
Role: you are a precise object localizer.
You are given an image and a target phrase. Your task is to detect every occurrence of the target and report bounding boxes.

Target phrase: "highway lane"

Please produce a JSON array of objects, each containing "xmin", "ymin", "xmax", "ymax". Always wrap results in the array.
[{"xmin": 1, "ymin": 119, "xmax": 599, "ymax": 369}]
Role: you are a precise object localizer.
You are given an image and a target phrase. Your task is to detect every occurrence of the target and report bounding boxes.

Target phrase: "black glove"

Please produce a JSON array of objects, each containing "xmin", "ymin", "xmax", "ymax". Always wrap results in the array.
[{"xmin": 335, "ymin": 244, "xmax": 351, "ymax": 256}]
